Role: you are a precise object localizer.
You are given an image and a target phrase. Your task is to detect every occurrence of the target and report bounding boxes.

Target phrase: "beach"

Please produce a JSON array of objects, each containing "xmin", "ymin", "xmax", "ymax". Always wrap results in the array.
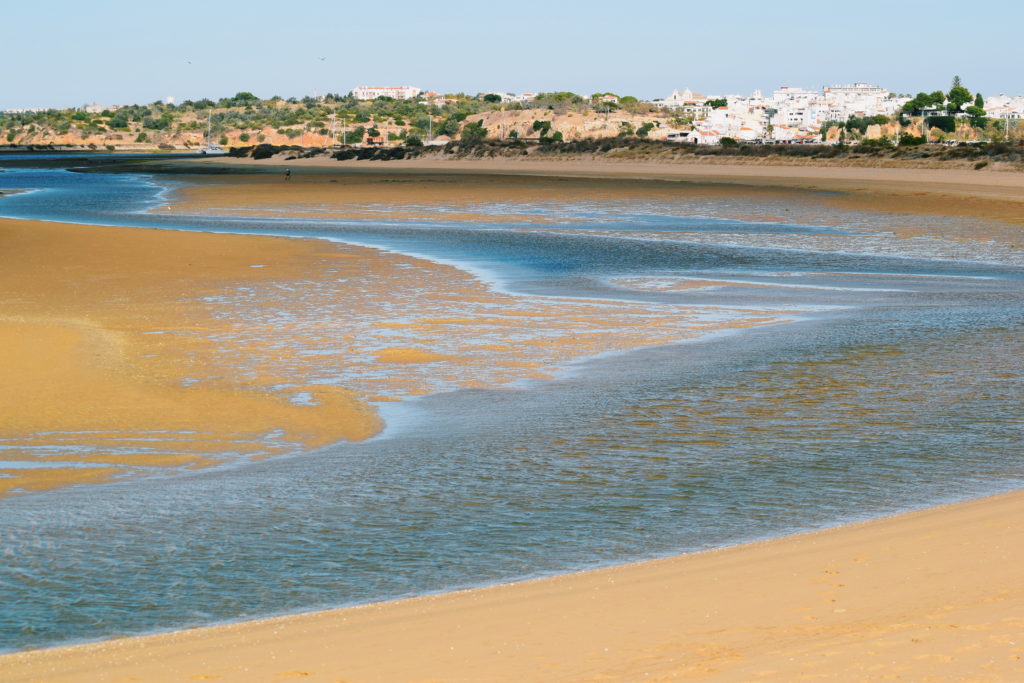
[
  {"xmin": 1, "ymin": 157, "xmax": 1022, "ymax": 679},
  {"xmin": 183, "ymin": 156, "xmax": 1024, "ymax": 239},
  {"xmin": 3, "ymin": 489, "xmax": 1022, "ymax": 681}
]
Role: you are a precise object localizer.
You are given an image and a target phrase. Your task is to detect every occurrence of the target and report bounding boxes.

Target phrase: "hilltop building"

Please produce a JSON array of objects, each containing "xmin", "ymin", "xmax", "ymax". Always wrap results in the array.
[
  {"xmin": 984, "ymin": 94, "xmax": 1024, "ymax": 120},
  {"xmin": 673, "ymin": 82, "xmax": 907, "ymax": 144},
  {"xmin": 352, "ymin": 86, "xmax": 421, "ymax": 100},
  {"xmin": 652, "ymin": 88, "xmax": 715, "ymax": 117}
]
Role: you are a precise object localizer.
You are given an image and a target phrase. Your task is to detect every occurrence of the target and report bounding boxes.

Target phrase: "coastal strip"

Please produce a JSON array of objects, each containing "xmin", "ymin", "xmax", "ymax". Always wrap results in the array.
[
  {"xmin": 3, "ymin": 489, "xmax": 1021, "ymax": 681},
  {"xmin": 177, "ymin": 157, "xmax": 1024, "ymax": 245}
]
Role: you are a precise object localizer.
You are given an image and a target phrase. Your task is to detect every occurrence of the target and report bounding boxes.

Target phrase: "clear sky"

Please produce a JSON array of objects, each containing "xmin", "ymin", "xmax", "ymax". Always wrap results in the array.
[{"xmin": 4, "ymin": 0, "xmax": 1022, "ymax": 109}]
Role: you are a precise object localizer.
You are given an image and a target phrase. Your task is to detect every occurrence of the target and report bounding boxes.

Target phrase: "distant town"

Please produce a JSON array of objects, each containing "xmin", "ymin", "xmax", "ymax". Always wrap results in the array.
[{"xmin": 2, "ymin": 78, "xmax": 1022, "ymax": 150}]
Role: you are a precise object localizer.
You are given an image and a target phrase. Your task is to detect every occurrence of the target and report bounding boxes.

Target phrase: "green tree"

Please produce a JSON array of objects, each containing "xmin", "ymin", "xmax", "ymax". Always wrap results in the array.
[
  {"xmin": 460, "ymin": 120, "xmax": 487, "ymax": 144},
  {"xmin": 439, "ymin": 115, "xmax": 463, "ymax": 136},
  {"xmin": 367, "ymin": 126, "xmax": 381, "ymax": 138},
  {"xmin": 705, "ymin": 98, "xmax": 727, "ymax": 108},
  {"xmin": 637, "ymin": 122, "xmax": 655, "ymax": 137},
  {"xmin": 482, "ymin": 93, "xmax": 501, "ymax": 103},
  {"xmin": 947, "ymin": 76, "xmax": 972, "ymax": 112}
]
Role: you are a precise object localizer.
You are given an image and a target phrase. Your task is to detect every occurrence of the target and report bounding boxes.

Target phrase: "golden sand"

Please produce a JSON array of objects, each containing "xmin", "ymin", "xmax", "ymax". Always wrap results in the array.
[
  {"xmin": 3, "ymin": 490, "xmax": 1021, "ymax": 682},
  {"xmin": 0, "ymin": 218, "xmax": 384, "ymax": 494},
  {"xmin": 0, "ymin": 216, "xmax": 784, "ymax": 495}
]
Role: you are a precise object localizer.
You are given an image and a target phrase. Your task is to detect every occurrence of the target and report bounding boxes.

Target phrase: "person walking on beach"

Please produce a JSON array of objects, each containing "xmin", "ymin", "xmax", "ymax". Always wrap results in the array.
[{"xmin": 284, "ymin": 168, "xmax": 292, "ymax": 181}]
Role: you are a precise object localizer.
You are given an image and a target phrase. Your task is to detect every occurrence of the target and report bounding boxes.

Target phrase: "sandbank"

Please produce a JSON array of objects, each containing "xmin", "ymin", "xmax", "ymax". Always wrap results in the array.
[
  {"xmin": 0, "ymin": 216, "xmax": 780, "ymax": 494},
  {"xmin": 3, "ymin": 489, "xmax": 1021, "ymax": 681},
  {"xmin": 177, "ymin": 157, "xmax": 1024, "ymax": 247},
  {"xmin": 0, "ymin": 217, "xmax": 382, "ymax": 494}
]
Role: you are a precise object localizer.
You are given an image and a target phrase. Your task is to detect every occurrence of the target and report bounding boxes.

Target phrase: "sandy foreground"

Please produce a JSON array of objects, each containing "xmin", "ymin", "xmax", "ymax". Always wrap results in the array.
[{"xmin": 2, "ymin": 490, "xmax": 1021, "ymax": 681}]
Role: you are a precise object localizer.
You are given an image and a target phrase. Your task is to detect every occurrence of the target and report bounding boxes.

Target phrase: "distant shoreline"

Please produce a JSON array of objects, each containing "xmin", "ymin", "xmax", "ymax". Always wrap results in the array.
[{"xmin": 169, "ymin": 154, "xmax": 1024, "ymax": 240}]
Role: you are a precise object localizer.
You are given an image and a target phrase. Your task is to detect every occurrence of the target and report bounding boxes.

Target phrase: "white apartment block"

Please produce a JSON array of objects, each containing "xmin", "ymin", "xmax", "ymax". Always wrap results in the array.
[
  {"xmin": 352, "ymin": 86, "xmax": 422, "ymax": 100},
  {"xmin": 483, "ymin": 92, "xmax": 537, "ymax": 104},
  {"xmin": 985, "ymin": 94, "xmax": 1024, "ymax": 120},
  {"xmin": 653, "ymin": 88, "xmax": 716, "ymax": 117},
  {"xmin": 680, "ymin": 82, "xmax": 908, "ymax": 144}
]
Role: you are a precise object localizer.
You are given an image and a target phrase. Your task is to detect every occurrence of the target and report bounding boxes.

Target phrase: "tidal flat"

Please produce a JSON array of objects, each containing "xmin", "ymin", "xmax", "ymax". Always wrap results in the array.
[{"xmin": 0, "ymin": 157, "xmax": 1022, "ymax": 679}]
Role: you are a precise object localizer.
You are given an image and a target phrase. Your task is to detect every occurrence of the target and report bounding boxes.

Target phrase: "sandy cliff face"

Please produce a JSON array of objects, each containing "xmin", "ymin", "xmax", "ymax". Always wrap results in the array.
[{"xmin": 464, "ymin": 109, "xmax": 674, "ymax": 141}]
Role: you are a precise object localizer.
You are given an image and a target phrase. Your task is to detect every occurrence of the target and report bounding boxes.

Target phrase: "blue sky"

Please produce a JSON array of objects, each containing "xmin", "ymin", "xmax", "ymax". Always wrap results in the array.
[{"xmin": 4, "ymin": 0, "xmax": 1022, "ymax": 109}]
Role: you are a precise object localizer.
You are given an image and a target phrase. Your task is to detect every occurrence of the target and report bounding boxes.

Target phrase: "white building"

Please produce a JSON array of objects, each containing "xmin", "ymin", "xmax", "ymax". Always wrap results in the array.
[
  {"xmin": 653, "ymin": 88, "xmax": 715, "ymax": 117},
  {"xmin": 483, "ymin": 92, "xmax": 537, "ymax": 104},
  {"xmin": 985, "ymin": 94, "xmax": 1024, "ymax": 120},
  {"xmin": 680, "ymin": 82, "xmax": 898, "ymax": 145},
  {"xmin": 352, "ymin": 86, "xmax": 422, "ymax": 100}
]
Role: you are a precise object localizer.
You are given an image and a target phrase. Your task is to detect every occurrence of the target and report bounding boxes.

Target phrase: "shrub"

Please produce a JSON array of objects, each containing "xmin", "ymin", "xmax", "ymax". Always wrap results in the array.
[
  {"xmin": 135, "ymin": 132, "xmax": 148, "ymax": 143},
  {"xmin": 460, "ymin": 120, "xmax": 488, "ymax": 144},
  {"xmin": 857, "ymin": 137, "xmax": 893, "ymax": 152},
  {"xmin": 720, "ymin": 137, "xmax": 738, "ymax": 147},
  {"xmin": 251, "ymin": 143, "xmax": 279, "ymax": 159},
  {"xmin": 239, "ymin": 133, "xmax": 250, "ymax": 142}
]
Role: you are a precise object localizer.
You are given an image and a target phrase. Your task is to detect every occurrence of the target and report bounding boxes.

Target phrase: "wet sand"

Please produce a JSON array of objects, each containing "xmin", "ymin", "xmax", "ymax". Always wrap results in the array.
[
  {"xmin": 0, "ymin": 218, "xmax": 381, "ymax": 494},
  {"xmin": 4, "ymin": 489, "xmax": 1021, "ymax": 681},
  {"xmin": 0, "ymin": 216, "xmax": 778, "ymax": 495},
  {"xmin": 176, "ymin": 157, "xmax": 1024, "ymax": 247}
]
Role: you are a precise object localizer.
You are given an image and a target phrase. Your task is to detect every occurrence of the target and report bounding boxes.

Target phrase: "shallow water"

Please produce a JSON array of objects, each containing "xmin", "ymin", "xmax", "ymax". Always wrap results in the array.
[{"xmin": 0, "ymin": 161, "xmax": 1022, "ymax": 652}]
